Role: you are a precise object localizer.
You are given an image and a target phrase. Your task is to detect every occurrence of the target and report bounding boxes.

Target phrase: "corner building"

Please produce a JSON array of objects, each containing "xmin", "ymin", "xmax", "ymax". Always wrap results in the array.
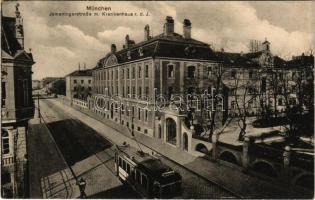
[{"xmin": 91, "ymin": 16, "xmax": 224, "ymax": 151}]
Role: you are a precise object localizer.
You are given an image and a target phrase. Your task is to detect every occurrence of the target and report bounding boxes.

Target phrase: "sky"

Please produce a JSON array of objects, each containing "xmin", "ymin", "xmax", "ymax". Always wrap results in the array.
[{"xmin": 2, "ymin": 1, "xmax": 314, "ymax": 80}]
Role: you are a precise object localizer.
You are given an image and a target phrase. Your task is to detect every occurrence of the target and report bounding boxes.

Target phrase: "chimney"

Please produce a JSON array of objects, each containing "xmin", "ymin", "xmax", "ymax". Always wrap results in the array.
[
  {"xmin": 111, "ymin": 44, "xmax": 117, "ymax": 53},
  {"xmin": 84, "ymin": 63, "xmax": 86, "ymax": 70},
  {"xmin": 163, "ymin": 16, "xmax": 174, "ymax": 36},
  {"xmin": 15, "ymin": 3, "xmax": 24, "ymax": 49},
  {"xmin": 78, "ymin": 62, "xmax": 81, "ymax": 71},
  {"xmin": 183, "ymin": 19, "xmax": 191, "ymax": 39},
  {"xmin": 144, "ymin": 25, "xmax": 150, "ymax": 41},
  {"xmin": 125, "ymin": 34, "xmax": 130, "ymax": 48}
]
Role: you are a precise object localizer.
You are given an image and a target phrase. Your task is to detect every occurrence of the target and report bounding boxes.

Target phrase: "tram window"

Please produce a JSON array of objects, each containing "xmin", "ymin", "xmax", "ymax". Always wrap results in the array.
[
  {"xmin": 141, "ymin": 174, "xmax": 148, "ymax": 188},
  {"xmin": 119, "ymin": 157, "xmax": 122, "ymax": 167},
  {"xmin": 123, "ymin": 160, "xmax": 126, "ymax": 171},
  {"xmin": 136, "ymin": 171, "xmax": 141, "ymax": 183},
  {"xmin": 126, "ymin": 163, "xmax": 131, "ymax": 174}
]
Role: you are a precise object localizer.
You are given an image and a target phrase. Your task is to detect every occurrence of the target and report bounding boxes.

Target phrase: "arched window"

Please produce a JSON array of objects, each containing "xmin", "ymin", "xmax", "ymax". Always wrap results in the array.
[{"xmin": 166, "ymin": 118, "xmax": 176, "ymax": 145}]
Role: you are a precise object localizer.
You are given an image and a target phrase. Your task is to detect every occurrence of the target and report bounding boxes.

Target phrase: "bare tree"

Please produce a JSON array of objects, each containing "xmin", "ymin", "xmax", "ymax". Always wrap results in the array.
[{"xmin": 226, "ymin": 70, "xmax": 259, "ymax": 141}]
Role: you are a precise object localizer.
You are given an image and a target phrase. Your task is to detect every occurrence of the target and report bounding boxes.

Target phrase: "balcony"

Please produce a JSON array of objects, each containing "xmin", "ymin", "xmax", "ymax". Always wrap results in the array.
[{"xmin": 2, "ymin": 154, "xmax": 14, "ymax": 167}]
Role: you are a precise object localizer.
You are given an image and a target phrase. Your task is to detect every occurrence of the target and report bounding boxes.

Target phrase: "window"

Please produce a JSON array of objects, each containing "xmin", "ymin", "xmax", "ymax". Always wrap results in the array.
[
  {"xmin": 278, "ymin": 98, "xmax": 283, "ymax": 106},
  {"xmin": 119, "ymin": 157, "xmax": 122, "ymax": 167},
  {"xmin": 122, "ymin": 69, "xmax": 124, "ymax": 79},
  {"xmin": 2, "ymin": 82, "xmax": 6, "ymax": 108},
  {"xmin": 168, "ymin": 65, "xmax": 174, "ymax": 78},
  {"xmin": 88, "ymin": 80, "xmax": 91, "ymax": 84},
  {"xmin": 74, "ymin": 79, "xmax": 77, "ymax": 84},
  {"xmin": 121, "ymin": 104, "xmax": 125, "ymax": 114},
  {"xmin": 2, "ymin": 130, "xmax": 9, "ymax": 154},
  {"xmin": 126, "ymin": 163, "xmax": 131, "ymax": 174},
  {"xmin": 231, "ymin": 101, "xmax": 236, "ymax": 109},
  {"xmin": 145, "ymin": 65, "xmax": 149, "ymax": 78},
  {"xmin": 137, "ymin": 127, "xmax": 141, "ymax": 131},
  {"xmin": 139, "ymin": 86, "xmax": 142, "ymax": 96},
  {"xmin": 88, "ymin": 86, "xmax": 92, "ymax": 91},
  {"xmin": 127, "ymin": 68, "xmax": 130, "ymax": 79},
  {"xmin": 111, "ymin": 70, "xmax": 114, "ymax": 80},
  {"xmin": 122, "ymin": 86, "xmax": 125, "ymax": 97},
  {"xmin": 127, "ymin": 86, "xmax": 130, "ymax": 96},
  {"xmin": 138, "ymin": 108, "xmax": 141, "ymax": 120},
  {"xmin": 81, "ymin": 80, "xmax": 84, "ymax": 84},
  {"xmin": 249, "ymin": 70, "xmax": 253, "ymax": 79},
  {"xmin": 145, "ymin": 110, "xmax": 148, "ymax": 122},
  {"xmin": 168, "ymin": 87, "xmax": 173, "ymax": 100},
  {"xmin": 144, "ymin": 129, "xmax": 148, "ymax": 134},
  {"xmin": 136, "ymin": 170, "xmax": 141, "ymax": 183},
  {"xmin": 141, "ymin": 174, "xmax": 148, "ymax": 188},
  {"xmin": 132, "ymin": 67, "xmax": 135, "ymax": 79},
  {"xmin": 231, "ymin": 70, "xmax": 237, "ymax": 79},
  {"xmin": 188, "ymin": 66, "xmax": 196, "ymax": 78},
  {"xmin": 138, "ymin": 66, "xmax": 142, "ymax": 78},
  {"xmin": 132, "ymin": 86, "xmax": 136, "ymax": 96},
  {"xmin": 123, "ymin": 160, "xmax": 126, "ymax": 171}
]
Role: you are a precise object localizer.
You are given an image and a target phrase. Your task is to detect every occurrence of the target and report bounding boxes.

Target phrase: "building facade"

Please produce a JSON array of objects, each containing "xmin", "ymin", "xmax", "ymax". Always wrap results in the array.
[
  {"xmin": 90, "ymin": 16, "xmax": 227, "ymax": 150},
  {"xmin": 65, "ymin": 68, "xmax": 92, "ymax": 100},
  {"xmin": 1, "ymin": 5, "xmax": 35, "ymax": 198}
]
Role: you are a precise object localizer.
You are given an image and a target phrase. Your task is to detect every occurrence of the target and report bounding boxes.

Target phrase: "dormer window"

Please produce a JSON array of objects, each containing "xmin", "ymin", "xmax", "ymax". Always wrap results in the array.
[
  {"xmin": 138, "ymin": 47, "xmax": 144, "ymax": 56},
  {"xmin": 168, "ymin": 64, "xmax": 174, "ymax": 78},
  {"xmin": 127, "ymin": 51, "xmax": 131, "ymax": 59}
]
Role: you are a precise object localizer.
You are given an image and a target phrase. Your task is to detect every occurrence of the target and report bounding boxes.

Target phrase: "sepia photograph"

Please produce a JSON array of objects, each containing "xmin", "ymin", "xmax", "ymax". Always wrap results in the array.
[{"xmin": 1, "ymin": 1, "xmax": 314, "ymax": 199}]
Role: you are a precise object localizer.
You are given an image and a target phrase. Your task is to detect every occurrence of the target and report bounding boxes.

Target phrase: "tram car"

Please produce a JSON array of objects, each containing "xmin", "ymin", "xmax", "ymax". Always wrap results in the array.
[{"xmin": 115, "ymin": 144, "xmax": 182, "ymax": 198}]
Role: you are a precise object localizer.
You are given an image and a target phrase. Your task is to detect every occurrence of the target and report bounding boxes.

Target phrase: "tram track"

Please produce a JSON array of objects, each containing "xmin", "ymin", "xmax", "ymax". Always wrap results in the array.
[{"xmin": 40, "ymin": 97, "xmax": 240, "ymax": 198}]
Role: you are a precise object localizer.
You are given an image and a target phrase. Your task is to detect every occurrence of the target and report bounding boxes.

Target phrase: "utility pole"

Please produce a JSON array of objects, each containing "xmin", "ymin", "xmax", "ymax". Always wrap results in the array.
[{"xmin": 37, "ymin": 91, "xmax": 41, "ymax": 123}]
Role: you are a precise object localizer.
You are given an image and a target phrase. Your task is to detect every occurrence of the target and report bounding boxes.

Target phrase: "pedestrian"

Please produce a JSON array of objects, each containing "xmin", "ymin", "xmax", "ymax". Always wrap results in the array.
[{"xmin": 77, "ymin": 177, "xmax": 87, "ymax": 198}]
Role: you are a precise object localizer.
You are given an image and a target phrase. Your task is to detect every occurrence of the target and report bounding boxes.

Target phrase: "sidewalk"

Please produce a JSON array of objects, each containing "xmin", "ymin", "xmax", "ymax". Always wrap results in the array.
[
  {"xmin": 28, "ymin": 114, "xmax": 79, "ymax": 198},
  {"xmin": 52, "ymin": 98, "xmax": 311, "ymax": 198}
]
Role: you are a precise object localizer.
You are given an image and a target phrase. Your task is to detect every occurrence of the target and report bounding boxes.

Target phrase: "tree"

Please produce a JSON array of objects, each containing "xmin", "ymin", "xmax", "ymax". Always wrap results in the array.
[{"xmin": 225, "ymin": 69, "xmax": 260, "ymax": 141}]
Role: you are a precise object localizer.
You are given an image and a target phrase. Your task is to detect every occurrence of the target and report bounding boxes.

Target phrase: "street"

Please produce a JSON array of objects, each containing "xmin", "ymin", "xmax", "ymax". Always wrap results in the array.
[{"xmin": 30, "ymin": 97, "xmax": 236, "ymax": 198}]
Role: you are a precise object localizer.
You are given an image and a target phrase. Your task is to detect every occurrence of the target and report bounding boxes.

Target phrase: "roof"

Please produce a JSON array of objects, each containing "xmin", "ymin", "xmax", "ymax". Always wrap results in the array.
[
  {"xmin": 66, "ymin": 69, "xmax": 93, "ymax": 77},
  {"xmin": 1, "ymin": 16, "xmax": 22, "ymax": 56},
  {"xmin": 214, "ymin": 51, "xmax": 259, "ymax": 68},
  {"xmin": 94, "ymin": 32, "xmax": 217, "ymax": 69},
  {"xmin": 1, "ymin": 15, "xmax": 34, "ymax": 63},
  {"xmin": 286, "ymin": 54, "xmax": 314, "ymax": 69}
]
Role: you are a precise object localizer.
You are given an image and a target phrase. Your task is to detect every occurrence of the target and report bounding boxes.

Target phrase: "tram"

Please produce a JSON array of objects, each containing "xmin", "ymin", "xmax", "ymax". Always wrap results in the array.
[{"xmin": 115, "ymin": 144, "xmax": 182, "ymax": 198}]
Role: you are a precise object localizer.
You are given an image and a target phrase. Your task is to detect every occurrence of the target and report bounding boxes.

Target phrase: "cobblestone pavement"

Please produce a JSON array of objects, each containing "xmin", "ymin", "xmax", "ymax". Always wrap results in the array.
[{"xmin": 40, "ymin": 98, "xmax": 236, "ymax": 198}]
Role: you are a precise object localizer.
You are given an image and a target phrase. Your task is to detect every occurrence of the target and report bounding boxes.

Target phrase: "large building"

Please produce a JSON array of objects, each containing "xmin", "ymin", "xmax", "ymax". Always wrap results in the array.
[
  {"xmin": 1, "ymin": 4, "xmax": 35, "ymax": 198},
  {"xmin": 65, "ymin": 66, "xmax": 93, "ymax": 101},
  {"xmin": 90, "ymin": 16, "xmax": 227, "ymax": 150}
]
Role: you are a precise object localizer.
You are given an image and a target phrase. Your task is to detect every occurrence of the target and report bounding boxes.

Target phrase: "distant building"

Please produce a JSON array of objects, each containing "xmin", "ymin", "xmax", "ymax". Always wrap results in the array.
[
  {"xmin": 46, "ymin": 78, "xmax": 66, "ymax": 95},
  {"xmin": 1, "ymin": 4, "xmax": 35, "ymax": 198},
  {"xmin": 65, "ymin": 66, "xmax": 92, "ymax": 100},
  {"xmin": 32, "ymin": 80, "xmax": 40, "ymax": 90}
]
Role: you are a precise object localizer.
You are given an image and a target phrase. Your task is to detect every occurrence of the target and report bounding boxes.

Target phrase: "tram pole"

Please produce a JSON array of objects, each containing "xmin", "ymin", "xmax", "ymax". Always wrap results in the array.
[{"xmin": 131, "ymin": 116, "xmax": 144, "ymax": 154}]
